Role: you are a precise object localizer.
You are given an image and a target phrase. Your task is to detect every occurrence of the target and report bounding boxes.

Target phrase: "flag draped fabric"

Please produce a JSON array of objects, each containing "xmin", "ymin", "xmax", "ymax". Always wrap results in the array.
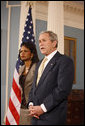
[{"xmin": 5, "ymin": 6, "xmax": 35, "ymax": 125}]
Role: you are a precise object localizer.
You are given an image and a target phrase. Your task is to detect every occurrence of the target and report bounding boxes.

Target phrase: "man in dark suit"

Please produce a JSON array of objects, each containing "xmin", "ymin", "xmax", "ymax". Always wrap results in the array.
[{"xmin": 28, "ymin": 31, "xmax": 74, "ymax": 125}]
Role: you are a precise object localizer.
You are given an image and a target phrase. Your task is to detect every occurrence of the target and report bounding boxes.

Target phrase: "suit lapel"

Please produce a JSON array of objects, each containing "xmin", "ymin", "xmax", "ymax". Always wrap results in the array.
[
  {"xmin": 19, "ymin": 65, "xmax": 25, "ymax": 75},
  {"xmin": 33, "ymin": 61, "xmax": 42, "ymax": 90},
  {"xmin": 35, "ymin": 51, "xmax": 62, "ymax": 90}
]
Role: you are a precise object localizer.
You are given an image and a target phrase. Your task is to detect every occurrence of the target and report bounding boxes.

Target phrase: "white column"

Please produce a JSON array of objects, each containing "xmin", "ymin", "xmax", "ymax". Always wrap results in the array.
[
  {"xmin": 47, "ymin": 1, "xmax": 64, "ymax": 54},
  {"xmin": 18, "ymin": 1, "xmax": 36, "ymax": 49}
]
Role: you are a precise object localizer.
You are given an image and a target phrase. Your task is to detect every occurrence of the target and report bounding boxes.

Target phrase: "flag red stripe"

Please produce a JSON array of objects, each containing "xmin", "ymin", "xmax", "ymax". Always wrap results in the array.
[
  {"xmin": 12, "ymin": 78, "xmax": 21, "ymax": 103},
  {"xmin": 9, "ymin": 98, "xmax": 20, "ymax": 125},
  {"xmin": 6, "ymin": 117, "xmax": 10, "ymax": 125}
]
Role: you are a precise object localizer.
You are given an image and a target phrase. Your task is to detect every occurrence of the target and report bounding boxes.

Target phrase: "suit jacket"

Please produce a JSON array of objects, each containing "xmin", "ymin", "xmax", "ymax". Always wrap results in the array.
[
  {"xmin": 19, "ymin": 63, "xmax": 37, "ymax": 104},
  {"xmin": 28, "ymin": 51, "xmax": 74, "ymax": 125},
  {"xmin": 19, "ymin": 63, "xmax": 37, "ymax": 125}
]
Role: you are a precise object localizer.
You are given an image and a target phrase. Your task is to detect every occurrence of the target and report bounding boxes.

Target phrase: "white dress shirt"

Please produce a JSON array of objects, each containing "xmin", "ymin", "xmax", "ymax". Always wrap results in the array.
[{"xmin": 44, "ymin": 49, "xmax": 57, "ymax": 69}]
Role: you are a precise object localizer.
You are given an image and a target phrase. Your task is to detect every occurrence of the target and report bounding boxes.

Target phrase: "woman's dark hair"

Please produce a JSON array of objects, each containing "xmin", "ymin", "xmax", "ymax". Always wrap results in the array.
[{"xmin": 19, "ymin": 42, "xmax": 39, "ymax": 64}]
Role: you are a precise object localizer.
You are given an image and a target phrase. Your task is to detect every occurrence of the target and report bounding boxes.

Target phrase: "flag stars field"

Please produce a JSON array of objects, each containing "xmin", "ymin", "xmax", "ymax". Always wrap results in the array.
[
  {"xmin": 26, "ymin": 36, "xmax": 29, "ymax": 40},
  {"xmin": 29, "ymin": 26, "xmax": 32, "ymax": 29},
  {"xmin": 28, "ymin": 31, "xmax": 30, "ymax": 34}
]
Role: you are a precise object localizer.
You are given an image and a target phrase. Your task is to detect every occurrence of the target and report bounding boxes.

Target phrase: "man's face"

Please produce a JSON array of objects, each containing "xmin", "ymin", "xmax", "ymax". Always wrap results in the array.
[
  {"xmin": 20, "ymin": 46, "xmax": 32, "ymax": 61},
  {"xmin": 39, "ymin": 33, "xmax": 57, "ymax": 56}
]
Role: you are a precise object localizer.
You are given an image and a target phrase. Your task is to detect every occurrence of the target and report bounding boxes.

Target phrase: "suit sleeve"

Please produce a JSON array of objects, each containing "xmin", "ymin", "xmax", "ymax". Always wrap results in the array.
[
  {"xmin": 27, "ymin": 84, "xmax": 34, "ymax": 108},
  {"xmin": 43, "ymin": 56, "xmax": 74, "ymax": 112}
]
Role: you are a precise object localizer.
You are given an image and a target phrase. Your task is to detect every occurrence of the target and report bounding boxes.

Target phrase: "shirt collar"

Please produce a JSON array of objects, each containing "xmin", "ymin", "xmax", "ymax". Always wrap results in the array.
[{"xmin": 45, "ymin": 49, "xmax": 57, "ymax": 62}]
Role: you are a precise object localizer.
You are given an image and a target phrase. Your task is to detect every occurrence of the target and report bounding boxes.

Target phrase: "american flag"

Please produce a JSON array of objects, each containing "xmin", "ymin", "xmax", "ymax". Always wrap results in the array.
[{"xmin": 5, "ymin": 6, "xmax": 35, "ymax": 125}]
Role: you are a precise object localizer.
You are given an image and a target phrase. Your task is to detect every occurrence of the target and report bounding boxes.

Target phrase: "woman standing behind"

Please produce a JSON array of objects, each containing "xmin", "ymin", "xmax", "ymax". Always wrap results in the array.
[{"xmin": 19, "ymin": 42, "xmax": 39, "ymax": 125}]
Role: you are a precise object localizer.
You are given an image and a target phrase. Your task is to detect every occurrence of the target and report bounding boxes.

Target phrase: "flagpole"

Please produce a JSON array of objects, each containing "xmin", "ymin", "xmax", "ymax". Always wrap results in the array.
[{"xmin": 4, "ymin": 6, "xmax": 11, "ymax": 123}]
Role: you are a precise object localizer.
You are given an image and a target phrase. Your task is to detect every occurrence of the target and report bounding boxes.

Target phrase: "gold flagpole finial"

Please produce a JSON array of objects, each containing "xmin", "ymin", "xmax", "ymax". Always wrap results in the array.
[{"xmin": 27, "ymin": 2, "xmax": 33, "ymax": 7}]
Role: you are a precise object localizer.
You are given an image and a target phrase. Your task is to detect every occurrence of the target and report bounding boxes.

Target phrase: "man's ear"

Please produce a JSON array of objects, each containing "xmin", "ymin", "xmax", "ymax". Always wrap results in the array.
[{"xmin": 53, "ymin": 40, "xmax": 57, "ymax": 48}]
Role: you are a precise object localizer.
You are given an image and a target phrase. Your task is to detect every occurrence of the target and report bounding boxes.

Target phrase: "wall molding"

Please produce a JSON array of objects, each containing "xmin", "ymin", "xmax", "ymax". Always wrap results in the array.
[
  {"xmin": 36, "ymin": 2, "xmax": 48, "ymax": 21},
  {"xmin": 36, "ymin": 1, "xmax": 84, "ymax": 29}
]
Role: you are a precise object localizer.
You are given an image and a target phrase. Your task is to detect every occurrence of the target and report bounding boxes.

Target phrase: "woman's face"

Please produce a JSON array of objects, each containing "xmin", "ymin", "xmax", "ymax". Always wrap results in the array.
[{"xmin": 20, "ymin": 46, "xmax": 33, "ymax": 61}]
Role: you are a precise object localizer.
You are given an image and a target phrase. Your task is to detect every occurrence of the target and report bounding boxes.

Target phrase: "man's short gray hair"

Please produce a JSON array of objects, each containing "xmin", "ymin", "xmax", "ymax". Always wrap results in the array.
[{"xmin": 39, "ymin": 31, "xmax": 58, "ymax": 48}]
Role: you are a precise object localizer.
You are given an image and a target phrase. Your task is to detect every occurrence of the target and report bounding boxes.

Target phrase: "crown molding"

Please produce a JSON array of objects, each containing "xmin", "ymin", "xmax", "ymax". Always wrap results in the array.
[
  {"xmin": 64, "ymin": 1, "xmax": 84, "ymax": 14},
  {"xmin": 36, "ymin": 2, "xmax": 48, "ymax": 21}
]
